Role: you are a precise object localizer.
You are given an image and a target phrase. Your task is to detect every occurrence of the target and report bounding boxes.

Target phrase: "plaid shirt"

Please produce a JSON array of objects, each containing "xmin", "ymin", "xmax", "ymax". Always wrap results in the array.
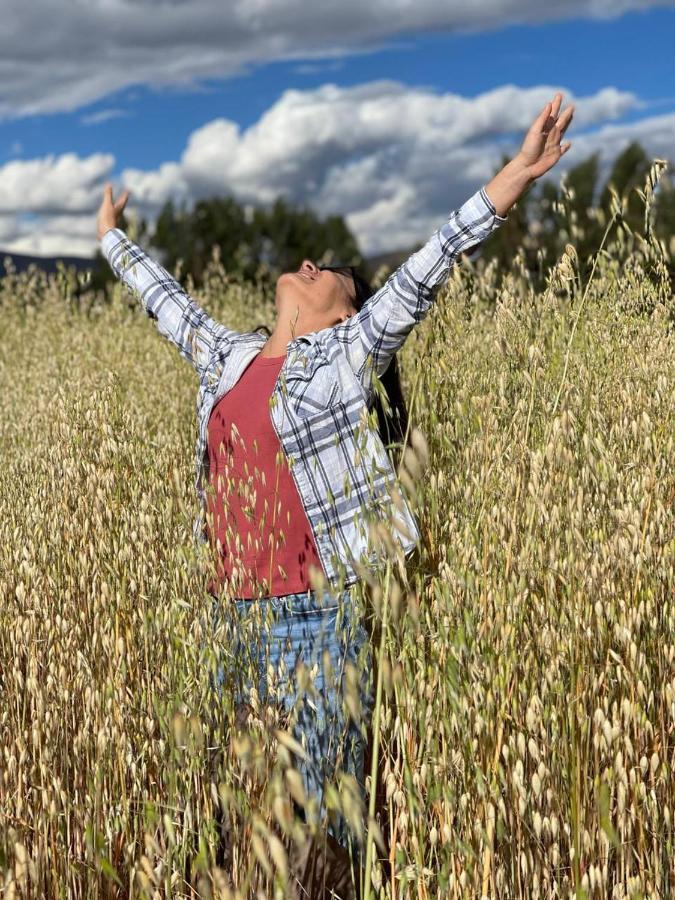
[{"xmin": 101, "ymin": 186, "xmax": 505, "ymax": 586}]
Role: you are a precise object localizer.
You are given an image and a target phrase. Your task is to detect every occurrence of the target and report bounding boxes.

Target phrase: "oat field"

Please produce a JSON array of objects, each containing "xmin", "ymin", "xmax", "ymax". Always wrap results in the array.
[{"xmin": 0, "ymin": 169, "xmax": 673, "ymax": 899}]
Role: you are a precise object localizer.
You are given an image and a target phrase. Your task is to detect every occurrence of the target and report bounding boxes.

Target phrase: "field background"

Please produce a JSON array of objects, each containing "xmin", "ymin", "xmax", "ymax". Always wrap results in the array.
[{"xmin": 0, "ymin": 175, "xmax": 673, "ymax": 899}]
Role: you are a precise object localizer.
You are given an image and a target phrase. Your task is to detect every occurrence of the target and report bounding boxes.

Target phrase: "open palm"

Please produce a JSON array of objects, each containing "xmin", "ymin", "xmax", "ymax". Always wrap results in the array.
[{"xmin": 518, "ymin": 92, "xmax": 574, "ymax": 180}]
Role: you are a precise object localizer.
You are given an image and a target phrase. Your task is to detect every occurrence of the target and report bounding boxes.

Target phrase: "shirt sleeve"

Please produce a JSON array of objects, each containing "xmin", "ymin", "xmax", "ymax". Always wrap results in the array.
[
  {"xmin": 332, "ymin": 186, "xmax": 507, "ymax": 379},
  {"xmin": 100, "ymin": 227, "xmax": 238, "ymax": 379}
]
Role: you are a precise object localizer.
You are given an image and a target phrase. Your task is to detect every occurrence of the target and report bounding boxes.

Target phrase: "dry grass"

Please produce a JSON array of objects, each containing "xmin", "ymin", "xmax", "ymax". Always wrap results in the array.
[{"xmin": 0, "ymin": 166, "xmax": 673, "ymax": 898}]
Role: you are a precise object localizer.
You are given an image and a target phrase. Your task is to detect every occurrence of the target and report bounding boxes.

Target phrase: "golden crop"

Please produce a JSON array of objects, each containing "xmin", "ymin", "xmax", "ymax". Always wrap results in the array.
[{"xmin": 0, "ymin": 169, "xmax": 673, "ymax": 899}]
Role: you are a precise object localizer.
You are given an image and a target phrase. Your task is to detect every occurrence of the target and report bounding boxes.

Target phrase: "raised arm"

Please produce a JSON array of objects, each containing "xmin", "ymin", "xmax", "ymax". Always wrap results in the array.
[
  {"xmin": 332, "ymin": 186, "xmax": 506, "ymax": 378},
  {"xmin": 97, "ymin": 185, "xmax": 238, "ymax": 380},
  {"xmin": 334, "ymin": 92, "xmax": 574, "ymax": 380}
]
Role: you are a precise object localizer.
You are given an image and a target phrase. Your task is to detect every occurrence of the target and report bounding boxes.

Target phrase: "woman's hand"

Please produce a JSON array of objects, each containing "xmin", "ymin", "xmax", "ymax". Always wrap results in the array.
[
  {"xmin": 515, "ymin": 92, "xmax": 574, "ymax": 179},
  {"xmin": 484, "ymin": 92, "xmax": 574, "ymax": 217},
  {"xmin": 96, "ymin": 182, "xmax": 131, "ymax": 241}
]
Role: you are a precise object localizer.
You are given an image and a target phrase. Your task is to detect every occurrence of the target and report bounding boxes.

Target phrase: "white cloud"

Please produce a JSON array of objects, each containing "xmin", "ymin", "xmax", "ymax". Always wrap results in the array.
[
  {"xmin": 121, "ymin": 81, "xmax": 643, "ymax": 253},
  {"xmin": 1, "ymin": 214, "xmax": 102, "ymax": 258},
  {"xmin": 0, "ymin": 152, "xmax": 115, "ymax": 215},
  {"xmin": 563, "ymin": 109, "xmax": 675, "ymax": 166},
  {"xmin": 0, "ymin": 0, "xmax": 673, "ymax": 120},
  {"xmin": 0, "ymin": 81, "xmax": 672, "ymax": 259},
  {"xmin": 117, "ymin": 161, "xmax": 191, "ymax": 215},
  {"xmin": 81, "ymin": 108, "xmax": 129, "ymax": 126},
  {"xmin": 0, "ymin": 215, "xmax": 21, "ymax": 244}
]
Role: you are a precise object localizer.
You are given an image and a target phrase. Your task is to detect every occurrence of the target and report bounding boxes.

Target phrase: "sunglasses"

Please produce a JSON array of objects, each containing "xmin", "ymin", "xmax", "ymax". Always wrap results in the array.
[
  {"xmin": 318, "ymin": 264, "xmax": 356, "ymax": 278},
  {"xmin": 318, "ymin": 264, "xmax": 360, "ymax": 304}
]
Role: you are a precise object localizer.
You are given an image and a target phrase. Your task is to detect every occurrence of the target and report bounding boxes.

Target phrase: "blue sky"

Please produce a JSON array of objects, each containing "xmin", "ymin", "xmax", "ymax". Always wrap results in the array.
[{"xmin": 0, "ymin": 1, "xmax": 673, "ymax": 257}]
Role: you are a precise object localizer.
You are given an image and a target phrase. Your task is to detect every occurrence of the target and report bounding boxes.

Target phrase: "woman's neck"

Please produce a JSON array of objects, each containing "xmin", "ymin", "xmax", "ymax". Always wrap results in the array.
[
  {"xmin": 259, "ymin": 331, "xmax": 289, "ymax": 358},
  {"xmin": 259, "ymin": 318, "xmax": 300, "ymax": 358}
]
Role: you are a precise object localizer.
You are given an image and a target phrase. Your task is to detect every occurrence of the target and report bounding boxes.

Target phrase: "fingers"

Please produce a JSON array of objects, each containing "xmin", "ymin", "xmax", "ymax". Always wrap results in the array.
[
  {"xmin": 535, "ymin": 92, "xmax": 561, "ymax": 129},
  {"xmin": 558, "ymin": 105, "xmax": 574, "ymax": 137},
  {"xmin": 533, "ymin": 100, "xmax": 552, "ymax": 132},
  {"xmin": 546, "ymin": 105, "xmax": 574, "ymax": 149},
  {"xmin": 102, "ymin": 181, "xmax": 131, "ymax": 210},
  {"xmin": 114, "ymin": 188, "xmax": 130, "ymax": 213},
  {"xmin": 538, "ymin": 92, "xmax": 573, "ymax": 134},
  {"xmin": 550, "ymin": 91, "xmax": 562, "ymax": 119},
  {"xmin": 539, "ymin": 97, "xmax": 574, "ymax": 162}
]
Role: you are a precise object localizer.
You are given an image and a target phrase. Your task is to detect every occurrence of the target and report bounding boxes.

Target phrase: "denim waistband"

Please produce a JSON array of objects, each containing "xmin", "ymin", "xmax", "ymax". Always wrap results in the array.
[
  {"xmin": 208, "ymin": 587, "xmax": 351, "ymax": 613},
  {"xmin": 209, "ymin": 586, "xmax": 350, "ymax": 600}
]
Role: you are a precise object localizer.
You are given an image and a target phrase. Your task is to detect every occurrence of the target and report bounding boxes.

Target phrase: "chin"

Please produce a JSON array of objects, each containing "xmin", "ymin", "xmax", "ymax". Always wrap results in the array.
[
  {"xmin": 276, "ymin": 273, "xmax": 307, "ymax": 306},
  {"xmin": 275, "ymin": 272, "xmax": 297, "ymax": 296}
]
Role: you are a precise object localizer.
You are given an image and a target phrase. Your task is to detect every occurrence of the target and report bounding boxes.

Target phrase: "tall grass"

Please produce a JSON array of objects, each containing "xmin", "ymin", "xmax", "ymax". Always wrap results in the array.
[{"xmin": 0, "ymin": 164, "xmax": 673, "ymax": 898}]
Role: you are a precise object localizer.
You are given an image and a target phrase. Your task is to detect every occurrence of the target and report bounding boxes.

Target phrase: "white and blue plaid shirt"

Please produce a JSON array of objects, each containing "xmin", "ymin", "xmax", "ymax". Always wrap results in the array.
[{"xmin": 101, "ymin": 186, "xmax": 506, "ymax": 586}]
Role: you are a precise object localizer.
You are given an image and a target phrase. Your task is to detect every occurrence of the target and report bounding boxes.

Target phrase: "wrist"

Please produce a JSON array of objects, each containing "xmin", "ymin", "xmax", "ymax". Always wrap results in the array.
[
  {"xmin": 484, "ymin": 155, "xmax": 536, "ymax": 218},
  {"xmin": 504, "ymin": 154, "xmax": 536, "ymax": 190},
  {"xmin": 98, "ymin": 222, "xmax": 116, "ymax": 241}
]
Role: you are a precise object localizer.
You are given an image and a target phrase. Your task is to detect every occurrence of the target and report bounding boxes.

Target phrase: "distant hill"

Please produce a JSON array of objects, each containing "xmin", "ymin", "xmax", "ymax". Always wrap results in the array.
[
  {"xmin": 361, "ymin": 246, "xmax": 418, "ymax": 279},
  {"xmin": 0, "ymin": 249, "xmax": 99, "ymax": 276}
]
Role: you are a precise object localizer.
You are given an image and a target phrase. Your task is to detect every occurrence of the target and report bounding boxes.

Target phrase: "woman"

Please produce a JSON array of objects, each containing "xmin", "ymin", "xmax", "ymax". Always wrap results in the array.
[{"xmin": 96, "ymin": 93, "xmax": 573, "ymax": 898}]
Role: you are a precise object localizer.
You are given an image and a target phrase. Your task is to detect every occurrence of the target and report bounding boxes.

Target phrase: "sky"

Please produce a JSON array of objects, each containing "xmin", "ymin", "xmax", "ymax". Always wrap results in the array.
[{"xmin": 0, "ymin": 0, "xmax": 673, "ymax": 259}]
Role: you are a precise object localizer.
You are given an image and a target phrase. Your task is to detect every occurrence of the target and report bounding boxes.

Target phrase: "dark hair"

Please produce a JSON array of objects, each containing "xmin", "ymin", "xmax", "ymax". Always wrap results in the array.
[
  {"xmin": 256, "ymin": 266, "xmax": 409, "ymax": 461},
  {"xmin": 320, "ymin": 265, "xmax": 409, "ymax": 460}
]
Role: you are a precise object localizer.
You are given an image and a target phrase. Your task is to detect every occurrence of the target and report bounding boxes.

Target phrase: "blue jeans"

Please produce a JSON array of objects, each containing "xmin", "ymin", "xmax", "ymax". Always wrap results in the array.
[{"xmin": 209, "ymin": 587, "xmax": 374, "ymax": 860}]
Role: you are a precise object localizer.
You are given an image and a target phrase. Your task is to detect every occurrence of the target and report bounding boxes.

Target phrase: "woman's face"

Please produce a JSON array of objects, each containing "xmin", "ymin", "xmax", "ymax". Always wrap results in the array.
[{"xmin": 275, "ymin": 259, "xmax": 357, "ymax": 334}]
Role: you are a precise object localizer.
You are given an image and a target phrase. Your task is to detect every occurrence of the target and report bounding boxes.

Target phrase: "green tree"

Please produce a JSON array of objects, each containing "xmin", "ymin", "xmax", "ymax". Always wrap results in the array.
[
  {"xmin": 599, "ymin": 141, "xmax": 652, "ymax": 224},
  {"xmin": 248, "ymin": 198, "xmax": 360, "ymax": 275},
  {"xmin": 148, "ymin": 194, "xmax": 360, "ymax": 288}
]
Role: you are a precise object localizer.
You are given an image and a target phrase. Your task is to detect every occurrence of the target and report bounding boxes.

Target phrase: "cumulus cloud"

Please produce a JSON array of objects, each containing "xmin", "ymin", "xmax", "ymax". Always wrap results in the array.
[
  {"xmin": 0, "ymin": 152, "xmax": 115, "ymax": 215},
  {"xmin": 1, "ymin": 214, "xmax": 101, "ymax": 258},
  {"xmin": 119, "ymin": 81, "xmax": 642, "ymax": 254},
  {"xmin": 1, "ymin": 0, "xmax": 673, "ymax": 120},
  {"xmin": 0, "ymin": 81, "xmax": 672, "ymax": 259},
  {"xmin": 0, "ymin": 150, "xmax": 116, "ymax": 255}
]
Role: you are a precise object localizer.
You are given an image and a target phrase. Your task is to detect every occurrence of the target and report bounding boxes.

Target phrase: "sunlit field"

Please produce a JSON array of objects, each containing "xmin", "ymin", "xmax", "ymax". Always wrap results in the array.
[{"xmin": 0, "ymin": 170, "xmax": 673, "ymax": 899}]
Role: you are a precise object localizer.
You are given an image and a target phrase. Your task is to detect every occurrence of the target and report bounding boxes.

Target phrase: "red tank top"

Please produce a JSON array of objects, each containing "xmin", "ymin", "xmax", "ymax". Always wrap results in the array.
[{"xmin": 205, "ymin": 352, "xmax": 324, "ymax": 599}]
